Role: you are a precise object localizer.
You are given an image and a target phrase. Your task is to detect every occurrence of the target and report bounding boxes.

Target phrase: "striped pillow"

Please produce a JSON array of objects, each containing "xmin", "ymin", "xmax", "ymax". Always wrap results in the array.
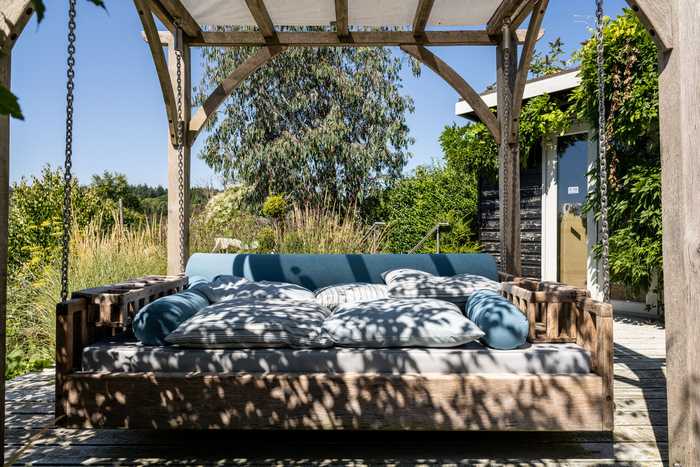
[
  {"xmin": 165, "ymin": 299, "xmax": 332, "ymax": 349},
  {"xmin": 314, "ymin": 283, "xmax": 389, "ymax": 310}
]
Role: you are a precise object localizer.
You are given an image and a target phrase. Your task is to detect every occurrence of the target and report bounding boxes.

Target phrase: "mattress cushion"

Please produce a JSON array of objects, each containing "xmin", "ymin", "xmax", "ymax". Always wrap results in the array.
[{"xmin": 82, "ymin": 339, "xmax": 592, "ymax": 375}]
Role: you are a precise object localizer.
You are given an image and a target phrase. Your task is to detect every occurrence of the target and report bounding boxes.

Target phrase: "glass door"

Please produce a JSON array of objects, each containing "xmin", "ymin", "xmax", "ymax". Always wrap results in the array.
[{"xmin": 556, "ymin": 134, "xmax": 589, "ymax": 288}]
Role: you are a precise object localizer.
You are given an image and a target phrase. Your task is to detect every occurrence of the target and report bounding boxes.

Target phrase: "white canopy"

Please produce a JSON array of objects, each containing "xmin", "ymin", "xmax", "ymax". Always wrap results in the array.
[{"xmin": 180, "ymin": 0, "xmax": 500, "ymax": 28}]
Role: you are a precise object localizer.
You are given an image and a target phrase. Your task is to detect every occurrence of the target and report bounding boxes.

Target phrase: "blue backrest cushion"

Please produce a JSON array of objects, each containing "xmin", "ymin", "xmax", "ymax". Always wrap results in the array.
[
  {"xmin": 133, "ymin": 290, "xmax": 210, "ymax": 346},
  {"xmin": 185, "ymin": 253, "xmax": 498, "ymax": 291},
  {"xmin": 465, "ymin": 290, "xmax": 529, "ymax": 350}
]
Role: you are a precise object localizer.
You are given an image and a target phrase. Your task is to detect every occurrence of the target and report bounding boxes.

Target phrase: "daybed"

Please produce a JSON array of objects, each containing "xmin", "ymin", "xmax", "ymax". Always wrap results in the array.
[{"xmin": 56, "ymin": 253, "xmax": 613, "ymax": 431}]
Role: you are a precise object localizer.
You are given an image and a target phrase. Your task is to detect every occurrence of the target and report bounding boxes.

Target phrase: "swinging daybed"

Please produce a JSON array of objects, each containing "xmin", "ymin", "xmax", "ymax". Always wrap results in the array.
[{"xmin": 55, "ymin": 0, "xmax": 615, "ymax": 432}]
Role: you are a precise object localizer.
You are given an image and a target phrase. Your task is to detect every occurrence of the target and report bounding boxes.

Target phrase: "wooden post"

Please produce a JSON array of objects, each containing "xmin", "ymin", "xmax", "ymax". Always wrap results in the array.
[
  {"xmin": 0, "ymin": 1, "xmax": 33, "ymax": 460},
  {"xmin": 0, "ymin": 48, "xmax": 10, "ymax": 467},
  {"xmin": 650, "ymin": 1, "xmax": 700, "ymax": 464},
  {"xmin": 166, "ymin": 34, "xmax": 191, "ymax": 275},
  {"xmin": 496, "ymin": 23, "xmax": 521, "ymax": 276}
]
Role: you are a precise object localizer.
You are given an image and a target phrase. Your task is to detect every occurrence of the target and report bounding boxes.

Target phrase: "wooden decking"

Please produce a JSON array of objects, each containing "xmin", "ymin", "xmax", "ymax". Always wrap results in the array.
[{"xmin": 5, "ymin": 316, "xmax": 667, "ymax": 466}]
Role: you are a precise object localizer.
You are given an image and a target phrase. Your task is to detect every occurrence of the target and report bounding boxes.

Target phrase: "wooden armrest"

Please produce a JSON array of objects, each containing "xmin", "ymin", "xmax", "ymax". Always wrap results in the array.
[{"xmin": 56, "ymin": 275, "xmax": 188, "ymax": 376}]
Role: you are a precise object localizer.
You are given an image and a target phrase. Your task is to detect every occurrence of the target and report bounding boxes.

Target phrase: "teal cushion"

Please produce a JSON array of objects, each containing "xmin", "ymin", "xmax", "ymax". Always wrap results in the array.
[
  {"xmin": 133, "ymin": 291, "xmax": 210, "ymax": 346},
  {"xmin": 185, "ymin": 253, "xmax": 499, "ymax": 290},
  {"xmin": 466, "ymin": 290, "xmax": 528, "ymax": 350}
]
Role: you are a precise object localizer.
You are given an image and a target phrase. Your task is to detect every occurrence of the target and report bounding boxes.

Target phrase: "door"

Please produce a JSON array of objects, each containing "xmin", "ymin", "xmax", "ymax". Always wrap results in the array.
[{"xmin": 556, "ymin": 134, "xmax": 589, "ymax": 288}]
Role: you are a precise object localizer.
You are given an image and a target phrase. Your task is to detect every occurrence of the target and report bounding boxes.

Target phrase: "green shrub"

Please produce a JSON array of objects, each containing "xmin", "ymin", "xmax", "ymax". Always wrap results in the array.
[
  {"xmin": 262, "ymin": 194, "xmax": 288, "ymax": 220},
  {"xmin": 380, "ymin": 165, "xmax": 479, "ymax": 253}
]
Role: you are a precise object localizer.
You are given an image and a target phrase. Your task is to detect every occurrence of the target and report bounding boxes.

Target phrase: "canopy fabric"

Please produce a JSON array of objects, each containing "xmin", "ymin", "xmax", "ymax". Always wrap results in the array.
[{"xmin": 180, "ymin": 0, "xmax": 500, "ymax": 28}]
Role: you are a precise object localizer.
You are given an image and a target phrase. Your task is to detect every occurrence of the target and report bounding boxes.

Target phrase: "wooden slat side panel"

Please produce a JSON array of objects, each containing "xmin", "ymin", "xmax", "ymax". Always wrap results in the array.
[{"xmin": 58, "ymin": 373, "xmax": 605, "ymax": 431}]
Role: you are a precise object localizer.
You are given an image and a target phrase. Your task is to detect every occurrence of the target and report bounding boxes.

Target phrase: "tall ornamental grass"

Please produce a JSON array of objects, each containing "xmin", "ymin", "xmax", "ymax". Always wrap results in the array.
[{"xmin": 6, "ymin": 217, "xmax": 166, "ymax": 378}]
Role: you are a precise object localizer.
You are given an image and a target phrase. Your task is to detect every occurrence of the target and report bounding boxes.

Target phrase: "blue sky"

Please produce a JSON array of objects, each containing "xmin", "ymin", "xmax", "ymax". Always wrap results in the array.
[{"xmin": 10, "ymin": 0, "xmax": 628, "ymax": 188}]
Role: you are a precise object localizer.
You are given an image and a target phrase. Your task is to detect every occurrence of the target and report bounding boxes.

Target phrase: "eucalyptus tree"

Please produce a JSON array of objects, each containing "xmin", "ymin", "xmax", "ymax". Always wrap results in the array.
[{"xmin": 197, "ymin": 39, "xmax": 418, "ymax": 210}]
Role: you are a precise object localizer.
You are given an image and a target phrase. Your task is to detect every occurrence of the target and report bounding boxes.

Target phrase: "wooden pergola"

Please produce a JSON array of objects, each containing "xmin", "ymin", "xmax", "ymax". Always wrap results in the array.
[{"xmin": 0, "ymin": 0, "xmax": 698, "ymax": 465}]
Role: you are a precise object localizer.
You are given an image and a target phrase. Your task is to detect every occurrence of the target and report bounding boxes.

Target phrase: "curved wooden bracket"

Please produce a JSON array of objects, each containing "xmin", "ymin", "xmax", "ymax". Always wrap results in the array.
[
  {"xmin": 0, "ymin": 0, "xmax": 33, "ymax": 53},
  {"xmin": 189, "ymin": 46, "xmax": 283, "ymax": 143},
  {"xmin": 625, "ymin": 0, "xmax": 673, "ymax": 51},
  {"xmin": 400, "ymin": 45, "xmax": 501, "ymax": 144},
  {"xmin": 134, "ymin": 0, "xmax": 178, "ymax": 146},
  {"xmin": 512, "ymin": 0, "xmax": 549, "ymax": 123}
]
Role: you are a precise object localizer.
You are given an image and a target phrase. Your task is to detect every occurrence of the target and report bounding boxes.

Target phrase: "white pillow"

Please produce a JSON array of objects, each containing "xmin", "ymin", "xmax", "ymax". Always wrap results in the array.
[
  {"xmin": 323, "ymin": 298, "xmax": 484, "ymax": 348},
  {"xmin": 385, "ymin": 272, "xmax": 500, "ymax": 306},
  {"xmin": 165, "ymin": 299, "xmax": 332, "ymax": 348},
  {"xmin": 314, "ymin": 283, "xmax": 389, "ymax": 310}
]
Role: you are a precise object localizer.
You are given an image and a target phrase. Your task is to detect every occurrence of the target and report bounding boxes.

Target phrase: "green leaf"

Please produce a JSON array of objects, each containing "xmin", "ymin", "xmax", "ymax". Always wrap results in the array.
[
  {"xmin": 86, "ymin": 0, "xmax": 107, "ymax": 10},
  {"xmin": 30, "ymin": 0, "xmax": 46, "ymax": 23},
  {"xmin": 0, "ymin": 85, "xmax": 24, "ymax": 120}
]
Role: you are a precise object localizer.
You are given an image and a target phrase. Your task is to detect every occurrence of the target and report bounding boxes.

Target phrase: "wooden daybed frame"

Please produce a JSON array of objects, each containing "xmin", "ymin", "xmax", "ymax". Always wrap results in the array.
[{"xmin": 55, "ymin": 274, "xmax": 613, "ymax": 432}]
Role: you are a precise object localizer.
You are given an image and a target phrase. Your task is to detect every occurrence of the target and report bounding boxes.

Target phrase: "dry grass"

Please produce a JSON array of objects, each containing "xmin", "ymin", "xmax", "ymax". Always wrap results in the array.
[{"xmin": 6, "ymin": 217, "xmax": 166, "ymax": 378}]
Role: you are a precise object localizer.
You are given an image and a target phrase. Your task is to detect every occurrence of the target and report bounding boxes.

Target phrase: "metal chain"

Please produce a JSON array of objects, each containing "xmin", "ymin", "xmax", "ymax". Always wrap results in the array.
[
  {"xmin": 499, "ymin": 23, "xmax": 513, "ymax": 273},
  {"xmin": 61, "ymin": 0, "xmax": 77, "ymax": 302},
  {"xmin": 596, "ymin": 0, "xmax": 611, "ymax": 302},
  {"xmin": 175, "ymin": 27, "xmax": 186, "ymax": 273}
]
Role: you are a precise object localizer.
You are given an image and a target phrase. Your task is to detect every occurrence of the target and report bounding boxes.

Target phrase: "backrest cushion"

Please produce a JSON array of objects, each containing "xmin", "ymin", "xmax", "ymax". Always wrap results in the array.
[
  {"xmin": 133, "ymin": 290, "xmax": 210, "ymax": 346},
  {"xmin": 465, "ymin": 290, "xmax": 529, "ymax": 350},
  {"xmin": 185, "ymin": 253, "xmax": 498, "ymax": 291}
]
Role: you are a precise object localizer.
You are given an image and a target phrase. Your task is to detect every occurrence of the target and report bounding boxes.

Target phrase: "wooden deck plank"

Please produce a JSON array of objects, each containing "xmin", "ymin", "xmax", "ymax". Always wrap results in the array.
[{"xmin": 4, "ymin": 317, "xmax": 668, "ymax": 465}]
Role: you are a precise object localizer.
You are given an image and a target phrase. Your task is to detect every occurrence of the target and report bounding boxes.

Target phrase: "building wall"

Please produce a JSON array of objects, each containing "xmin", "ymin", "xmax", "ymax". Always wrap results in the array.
[{"xmin": 477, "ymin": 150, "xmax": 543, "ymax": 278}]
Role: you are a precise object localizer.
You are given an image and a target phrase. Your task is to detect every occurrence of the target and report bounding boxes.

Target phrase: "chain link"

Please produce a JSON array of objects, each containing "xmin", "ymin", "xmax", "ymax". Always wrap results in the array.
[
  {"xmin": 596, "ymin": 0, "xmax": 611, "ymax": 302},
  {"xmin": 61, "ymin": 0, "xmax": 77, "ymax": 302},
  {"xmin": 499, "ymin": 23, "xmax": 513, "ymax": 273},
  {"xmin": 175, "ymin": 27, "xmax": 186, "ymax": 273}
]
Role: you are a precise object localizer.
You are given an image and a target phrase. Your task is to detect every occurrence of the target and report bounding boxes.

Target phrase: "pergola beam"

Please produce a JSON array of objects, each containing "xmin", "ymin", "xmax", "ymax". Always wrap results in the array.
[
  {"xmin": 400, "ymin": 45, "xmax": 500, "ymax": 144},
  {"xmin": 191, "ymin": 29, "xmax": 541, "ymax": 47},
  {"xmin": 412, "ymin": 0, "xmax": 435, "ymax": 35},
  {"xmin": 511, "ymin": 0, "xmax": 536, "ymax": 29},
  {"xmin": 245, "ymin": 0, "xmax": 277, "ymax": 41},
  {"xmin": 487, "ymin": 0, "xmax": 531, "ymax": 35},
  {"xmin": 134, "ymin": 0, "xmax": 178, "ymax": 146},
  {"xmin": 512, "ymin": 0, "xmax": 548, "ymax": 123},
  {"xmin": 334, "ymin": 0, "xmax": 349, "ymax": 36},
  {"xmin": 189, "ymin": 46, "xmax": 283, "ymax": 143},
  {"xmin": 149, "ymin": 0, "xmax": 202, "ymax": 40}
]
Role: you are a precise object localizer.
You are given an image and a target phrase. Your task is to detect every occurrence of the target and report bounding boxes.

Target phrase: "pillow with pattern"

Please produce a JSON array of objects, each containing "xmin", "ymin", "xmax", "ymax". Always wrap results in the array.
[{"xmin": 315, "ymin": 283, "xmax": 389, "ymax": 310}]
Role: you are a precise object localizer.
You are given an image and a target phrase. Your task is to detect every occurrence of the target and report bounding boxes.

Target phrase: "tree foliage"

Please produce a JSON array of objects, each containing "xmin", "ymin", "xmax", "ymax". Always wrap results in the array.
[{"xmin": 197, "ymin": 41, "xmax": 417, "ymax": 210}]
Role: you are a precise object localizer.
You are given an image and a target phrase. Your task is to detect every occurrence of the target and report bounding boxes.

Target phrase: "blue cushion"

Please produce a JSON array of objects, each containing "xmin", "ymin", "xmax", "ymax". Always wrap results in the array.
[
  {"xmin": 465, "ymin": 290, "xmax": 528, "ymax": 350},
  {"xmin": 185, "ymin": 253, "xmax": 498, "ymax": 291},
  {"xmin": 187, "ymin": 275, "xmax": 210, "ymax": 288},
  {"xmin": 132, "ymin": 290, "xmax": 210, "ymax": 346}
]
